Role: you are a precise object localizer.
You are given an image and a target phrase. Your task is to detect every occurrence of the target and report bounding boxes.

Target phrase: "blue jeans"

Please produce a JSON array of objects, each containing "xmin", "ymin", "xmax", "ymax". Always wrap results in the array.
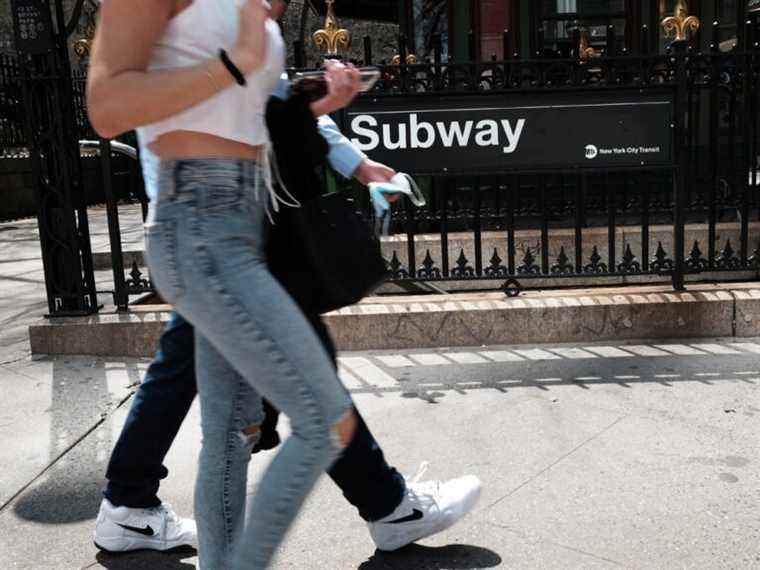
[
  {"xmin": 145, "ymin": 159, "xmax": 357, "ymax": 569},
  {"xmin": 104, "ymin": 311, "xmax": 405, "ymax": 521}
]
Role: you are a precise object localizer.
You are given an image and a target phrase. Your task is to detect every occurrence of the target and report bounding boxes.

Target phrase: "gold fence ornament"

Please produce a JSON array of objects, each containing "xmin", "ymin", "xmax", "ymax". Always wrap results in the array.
[
  {"xmin": 579, "ymin": 31, "xmax": 600, "ymax": 62},
  {"xmin": 661, "ymin": 0, "xmax": 701, "ymax": 42},
  {"xmin": 313, "ymin": 0, "xmax": 350, "ymax": 55}
]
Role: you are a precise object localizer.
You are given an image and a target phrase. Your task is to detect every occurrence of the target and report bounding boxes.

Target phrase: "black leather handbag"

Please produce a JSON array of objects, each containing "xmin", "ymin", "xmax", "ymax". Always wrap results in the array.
[
  {"xmin": 266, "ymin": 94, "xmax": 388, "ymax": 315},
  {"xmin": 270, "ymin": 192, "xmax": 388, "ymax": 315}
]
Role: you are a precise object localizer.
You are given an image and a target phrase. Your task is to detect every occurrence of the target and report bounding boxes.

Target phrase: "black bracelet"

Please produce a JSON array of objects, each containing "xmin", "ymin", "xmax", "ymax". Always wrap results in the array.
[{"xmin": 219, "ymin": 49, "xmax": 247, "ymax": 86}]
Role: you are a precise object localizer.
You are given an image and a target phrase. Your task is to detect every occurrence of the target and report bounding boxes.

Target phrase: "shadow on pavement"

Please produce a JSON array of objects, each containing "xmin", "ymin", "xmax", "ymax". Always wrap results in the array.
[
  {"xmin": 12, "ymin": 472, "xmax": 107, "ymax": 524},
  {"xmin": 12, "ymin": 358, "xmax": 142, "ymax": 524},
  {"xmin": 359, "ymin": 544, "xmax": 501, "ymax": 569},
  {"xmin": 95, "ymin": 547, "xmax": 197, "ymax": 569}
]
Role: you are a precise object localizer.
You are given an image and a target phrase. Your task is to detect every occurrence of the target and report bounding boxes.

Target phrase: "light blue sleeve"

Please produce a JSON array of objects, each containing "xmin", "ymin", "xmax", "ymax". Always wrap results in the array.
[
  {"xmin": 272, "ymin": 74, "xmax": 291, "ymax": 101},
  {"xmin": 318, "ymin": 114, "xmax": 367, "ymax": 179}
]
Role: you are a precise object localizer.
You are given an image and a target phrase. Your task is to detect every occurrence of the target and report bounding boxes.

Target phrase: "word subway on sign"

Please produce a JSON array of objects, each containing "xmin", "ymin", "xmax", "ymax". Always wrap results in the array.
[{"xmin": 342, "ymin": 93, "xmax": 674, "ymax": 174}]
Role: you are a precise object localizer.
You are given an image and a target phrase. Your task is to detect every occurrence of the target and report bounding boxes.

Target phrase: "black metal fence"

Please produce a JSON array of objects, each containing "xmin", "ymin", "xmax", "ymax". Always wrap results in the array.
[
  {"xmin": 325, "ymin": 22, "xmax": 760, "ymax": 296},
  {"xmin": 0, "ymin": 54, "xmax": 24, "ymax": 148},
  {"xmin": 3, "ymin": 20, "xmax": 760, "ymax": 311}
]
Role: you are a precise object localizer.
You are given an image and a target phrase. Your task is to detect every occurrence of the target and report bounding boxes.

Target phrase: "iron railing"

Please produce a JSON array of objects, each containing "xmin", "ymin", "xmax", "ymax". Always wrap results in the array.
[
  {"xmin": 2, "ymin": 21, "xmax": 760, "ymax": 310},
  {"xmin": 0, "ymin": 54, "xmax": 24, "ymax": 149},
  {"xmin": 299, "ymin": 27, "xmax": 758, "ymax": 298}
]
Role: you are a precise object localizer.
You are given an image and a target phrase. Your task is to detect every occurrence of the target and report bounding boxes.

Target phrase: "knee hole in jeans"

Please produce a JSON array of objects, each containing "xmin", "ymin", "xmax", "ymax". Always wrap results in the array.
[
  {"xmin": 238, "ymin": 424, "xmax": 262, "ymax": 452},
  {"xmin": 332, "ymin": 410, "xmax": 357, "ymax": 450}
]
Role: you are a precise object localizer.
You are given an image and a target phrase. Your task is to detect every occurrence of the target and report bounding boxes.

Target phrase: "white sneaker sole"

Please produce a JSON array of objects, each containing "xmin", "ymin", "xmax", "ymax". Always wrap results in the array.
[{"xmin": 94, "ymin": 536, "xmax": 195, "ymax": 554}]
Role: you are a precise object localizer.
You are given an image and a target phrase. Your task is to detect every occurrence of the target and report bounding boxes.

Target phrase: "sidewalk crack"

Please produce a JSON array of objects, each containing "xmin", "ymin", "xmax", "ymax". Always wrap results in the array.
[
  {"xmin": 486, "ymin": 415, "xmax": 627, "ymax": 510},
  {"xmin": 0, "ymin": 390, "xmax": 136, "ymax": 515},
  {"xmin": 0, "ymin": 353, "xmax": 31, "ymax": 367},
  {"xmin": 0, "ymin": 363, "xmax": 38, "ymax": 382},
  {"xmin": 487, "ymin": 521, "xmax": 632, "ymax": 568}
]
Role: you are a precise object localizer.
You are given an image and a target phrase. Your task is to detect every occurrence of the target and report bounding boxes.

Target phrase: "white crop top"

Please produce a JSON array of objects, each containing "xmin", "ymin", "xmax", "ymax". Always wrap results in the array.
[{"xmin": 137, "ymin": 0, "xmax": 286, "ymax": 149}]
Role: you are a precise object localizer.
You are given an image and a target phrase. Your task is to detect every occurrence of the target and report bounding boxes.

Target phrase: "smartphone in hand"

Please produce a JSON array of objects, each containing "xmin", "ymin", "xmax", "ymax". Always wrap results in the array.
[{"xmin": 294, "ymin": 66, "xmax": 381, "ymax": 92}]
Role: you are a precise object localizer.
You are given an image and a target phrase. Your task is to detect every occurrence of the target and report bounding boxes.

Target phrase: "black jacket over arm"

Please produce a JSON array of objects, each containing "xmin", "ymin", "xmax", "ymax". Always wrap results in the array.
[
  {"xmin": 265, "ymin": 92, "xmax": 330, "ymax": 312},
  {"xmin": 265, "ymin": 93, "xmax": 329, "ymax": 202}
]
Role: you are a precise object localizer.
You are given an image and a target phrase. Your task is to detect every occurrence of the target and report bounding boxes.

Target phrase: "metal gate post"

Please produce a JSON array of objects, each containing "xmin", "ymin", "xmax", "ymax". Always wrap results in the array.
[
  {"xmin": 671, "ymin": 40, "xmax": 688, "ymax": 291},
  {"xmin": 12, "ymin": 0, "xmax": 98, "ymax": 316}
]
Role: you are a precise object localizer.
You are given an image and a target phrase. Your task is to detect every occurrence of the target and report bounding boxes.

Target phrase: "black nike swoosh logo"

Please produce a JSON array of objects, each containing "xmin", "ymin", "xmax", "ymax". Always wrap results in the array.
[
  {"xmin": 384, "ymin": 509, "xmax": 423, "ymax": 524},
  {"xmin": 117, "ymin": 523, "xmax": 155, "ymax": 537}
]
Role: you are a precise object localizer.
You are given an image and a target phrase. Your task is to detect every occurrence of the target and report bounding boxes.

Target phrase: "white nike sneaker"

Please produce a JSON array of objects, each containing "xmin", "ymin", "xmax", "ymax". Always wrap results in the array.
[
  {"xmin": 93, "ymin": 499, "xmax": 197, "ymax": 553},
  {"xmin": 368, "ymin": 462, "xmax": 482, "ymax": 552}
]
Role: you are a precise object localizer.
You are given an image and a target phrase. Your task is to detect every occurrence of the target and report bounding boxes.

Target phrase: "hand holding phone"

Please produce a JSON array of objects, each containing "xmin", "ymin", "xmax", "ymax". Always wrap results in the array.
[
  {"xmin": 357, "ymin": 67, "xmax": 381, "ymax": 91},
  {"xmin": 292, "ymin": 65, "xmax": 381, "ymax": 101},
  {"xmin": 324, "ymin": 60, "xmax": 362, "ymax": 109}
]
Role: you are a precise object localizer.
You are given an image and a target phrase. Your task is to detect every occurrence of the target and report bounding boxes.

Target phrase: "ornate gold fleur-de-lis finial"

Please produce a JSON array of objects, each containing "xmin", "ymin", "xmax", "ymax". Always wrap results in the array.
[
  {"xmin": 313, "ymin": 0, "xmax": 350, "ymax": 56},
  {"xmin": 74, "ymin": 28, "xmax": 95, "ymax": 59},
  {"xmin": 73, "ymin": 0, "xmax": 99, "ymax": 60},
  {"xmin": 391, "ymin": 54, "xmax": 418, "ymax": 65},
  {"xmin": 579, "ymin": 31, "xmax": 599, "ymax": 62},
  {"xmin": 661, "ymin": 0, "xmax": 701, "ymax": 42}
]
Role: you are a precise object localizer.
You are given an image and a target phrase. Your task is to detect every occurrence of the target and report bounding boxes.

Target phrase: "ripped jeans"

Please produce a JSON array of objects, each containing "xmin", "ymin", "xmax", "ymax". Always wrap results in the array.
[{"xmin": 145, "ymin": 159, "xmax": 353, "ymax": 569}]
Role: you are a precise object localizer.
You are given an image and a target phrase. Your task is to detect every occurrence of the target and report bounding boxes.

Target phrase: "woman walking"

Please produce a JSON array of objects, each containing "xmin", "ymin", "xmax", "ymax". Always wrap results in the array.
[{"xmin": 87, "ymin": 1, "xmax": 360, "ymax": 567}]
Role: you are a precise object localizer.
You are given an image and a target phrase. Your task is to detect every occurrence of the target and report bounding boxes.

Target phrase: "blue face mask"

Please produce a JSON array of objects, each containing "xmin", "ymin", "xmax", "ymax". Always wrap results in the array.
[
  {"xmin": 368, "ymin": 183, "xmax": 392, "ymax": 215},
  {"xmin": 367, "ymin": 173, "xmax": 425, "ymax": 236}
]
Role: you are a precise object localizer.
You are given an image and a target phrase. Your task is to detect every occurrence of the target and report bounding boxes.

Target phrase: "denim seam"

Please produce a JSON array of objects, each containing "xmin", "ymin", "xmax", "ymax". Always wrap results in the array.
[
  {"xmin": 221, "ymin": 381, "xmax": 245, "ymax": 551},
  {"xmin": 145, "ymin": 220, "xmax": 185, "ymax": 300},
  {"xmin": 195, "ymin": 241, "xmax": 348, "ymax": 437},
  {"xmin": 193, "ymin": 242, "xmax": 349, "ymax": 563},
  {"xmin": 161, "ymin": 170, "xmax": 350, "ymax": 566},
  {"xmin": 182, "ymin": 181, "xmax": 348, "ymax": 439},
  {"xmin": 165, "ymin": 220, "xmax": 184, "ymax": 297}
]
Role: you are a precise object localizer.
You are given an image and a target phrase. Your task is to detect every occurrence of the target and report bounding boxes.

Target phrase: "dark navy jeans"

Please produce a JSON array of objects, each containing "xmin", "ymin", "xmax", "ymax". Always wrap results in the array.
[{"xmin": 104, "ymin": 311, "xmax": 405, "ymax": 522}]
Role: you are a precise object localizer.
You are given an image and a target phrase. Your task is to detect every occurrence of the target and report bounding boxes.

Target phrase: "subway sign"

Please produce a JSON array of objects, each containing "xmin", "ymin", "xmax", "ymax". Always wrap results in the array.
[{"xmin": 341, "ymin": 92, "xmax": 674, "ymax": 174}]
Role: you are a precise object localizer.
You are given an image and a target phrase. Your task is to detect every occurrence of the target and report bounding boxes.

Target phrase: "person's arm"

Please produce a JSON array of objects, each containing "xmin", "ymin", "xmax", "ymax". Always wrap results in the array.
[
  {"xmin": 87, "ymin": 0, "xmax": 269, "ymax": 139},
  {"xmin": 317, "ymin": 114, "xmax": 366, "ymax": 179},
  {"xmin": 317, "ymin": 115, "xmax": 397, "ymax": 187},
  {"xmin": 275, "ymin": 62, "xmax": 396, "ymax": 186},
  {"xmin": 274, "ymin": 65, "xmax": 361, "ymax": 112}
]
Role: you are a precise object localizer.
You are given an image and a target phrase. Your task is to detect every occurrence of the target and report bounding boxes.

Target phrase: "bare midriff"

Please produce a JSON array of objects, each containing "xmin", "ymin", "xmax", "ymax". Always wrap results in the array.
[{"xmin": 152, "ymin": 130, "xmax": 263, "ymax": 162}]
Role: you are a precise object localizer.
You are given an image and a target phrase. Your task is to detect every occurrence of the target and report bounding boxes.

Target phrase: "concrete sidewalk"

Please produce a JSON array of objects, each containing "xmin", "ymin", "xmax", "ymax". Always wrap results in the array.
[
  {"xmin": 2, "ymin": 210, "xmax": 759, "ymax": 569},
  {"xmin": 1, "ymin": 343, "xmax": 759, "ymax": 569}
]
